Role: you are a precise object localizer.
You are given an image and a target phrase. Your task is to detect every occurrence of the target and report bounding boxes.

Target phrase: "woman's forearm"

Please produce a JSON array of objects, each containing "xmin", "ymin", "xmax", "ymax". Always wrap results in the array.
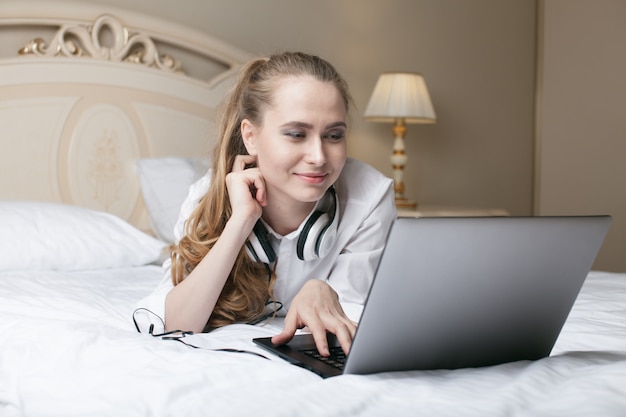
[{"xmin": 164, "ymin": 215, "xmax": 256, "ymax": 332}]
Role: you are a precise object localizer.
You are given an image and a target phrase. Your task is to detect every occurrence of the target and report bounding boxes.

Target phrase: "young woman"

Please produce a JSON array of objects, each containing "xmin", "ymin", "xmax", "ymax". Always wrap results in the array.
[{"xmin": 135, "ymin": 52, "xmax": 395, "ymax": 356}]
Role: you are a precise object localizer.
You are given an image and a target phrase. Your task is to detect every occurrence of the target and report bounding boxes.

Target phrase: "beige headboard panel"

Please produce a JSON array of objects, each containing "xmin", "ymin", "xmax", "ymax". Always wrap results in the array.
[{"xmin": 0, "ymin": 2, "xmax": 252, "ymax": 231}]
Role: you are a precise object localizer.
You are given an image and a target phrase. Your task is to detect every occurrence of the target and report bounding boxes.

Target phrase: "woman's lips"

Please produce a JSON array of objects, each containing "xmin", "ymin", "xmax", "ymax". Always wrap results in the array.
[{"xmin": 295, "ymin": 173, "xmax": 328, "ymax": 184}]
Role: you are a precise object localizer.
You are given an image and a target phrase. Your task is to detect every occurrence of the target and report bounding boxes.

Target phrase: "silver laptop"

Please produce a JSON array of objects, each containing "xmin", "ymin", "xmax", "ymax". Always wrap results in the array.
[{"xmin": 253, "ymin": 216, "xmax": 611, "ymax": 377}]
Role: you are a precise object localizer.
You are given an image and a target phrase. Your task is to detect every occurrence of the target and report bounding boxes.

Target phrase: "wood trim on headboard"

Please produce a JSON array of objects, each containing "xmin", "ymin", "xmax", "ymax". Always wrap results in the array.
[{"xmin": 17, "ymin": 14, "xmax": 186, "ymax": 74}]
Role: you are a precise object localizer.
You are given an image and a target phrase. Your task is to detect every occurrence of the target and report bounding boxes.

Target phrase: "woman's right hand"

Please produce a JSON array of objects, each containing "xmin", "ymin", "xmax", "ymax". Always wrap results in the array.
[{"xmin": 226, "ymin": 155, "xmax": 267, "ymax": 222}]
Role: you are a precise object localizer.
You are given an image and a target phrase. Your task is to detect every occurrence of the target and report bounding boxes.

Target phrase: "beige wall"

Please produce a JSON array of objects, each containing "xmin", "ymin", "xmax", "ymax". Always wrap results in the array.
[
  {"xmin": 36, "ymin": 0, "xmax": 537, "ymax": 216},
  {"xmin": 536, "ymin": 0, "xmax": 626, "ymax": 271}
]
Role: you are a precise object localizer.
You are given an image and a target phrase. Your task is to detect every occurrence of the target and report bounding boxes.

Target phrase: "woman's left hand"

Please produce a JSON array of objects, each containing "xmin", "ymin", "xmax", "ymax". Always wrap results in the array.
[{"xmin": 271, "ymin": 279, "xmax": 357, "ymax": 356}]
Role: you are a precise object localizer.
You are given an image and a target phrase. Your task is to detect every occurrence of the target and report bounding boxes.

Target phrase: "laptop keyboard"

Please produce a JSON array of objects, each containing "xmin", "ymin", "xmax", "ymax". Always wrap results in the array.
[{"xmin": 303, "ymin": 346, "xmax": 346, "ymax": 370}]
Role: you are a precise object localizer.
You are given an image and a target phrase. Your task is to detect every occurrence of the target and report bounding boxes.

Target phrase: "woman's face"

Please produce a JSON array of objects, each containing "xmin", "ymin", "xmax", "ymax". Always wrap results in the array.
[{"xmin": 242, "ymin": 75, "xmax": 347, "ymax": 211}]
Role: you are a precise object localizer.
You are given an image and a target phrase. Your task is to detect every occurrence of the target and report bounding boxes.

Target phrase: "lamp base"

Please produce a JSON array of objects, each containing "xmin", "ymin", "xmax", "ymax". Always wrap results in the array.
[{"xmin": 395, "ymin": 197, "xmax": 417, "ymax": 209}]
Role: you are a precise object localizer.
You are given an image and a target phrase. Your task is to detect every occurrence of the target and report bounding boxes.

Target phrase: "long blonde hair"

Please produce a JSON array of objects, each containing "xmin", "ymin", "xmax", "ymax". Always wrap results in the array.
[{"xmin": 170, "ymin": 52, "xmax": 351, "ymax": 331}]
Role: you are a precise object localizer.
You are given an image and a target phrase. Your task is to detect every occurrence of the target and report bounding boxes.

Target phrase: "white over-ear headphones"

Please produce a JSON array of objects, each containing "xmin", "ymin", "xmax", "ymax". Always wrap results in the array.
[{"xmin": 244, "ymin": 186, "xmax": 339, "ymax": 264}]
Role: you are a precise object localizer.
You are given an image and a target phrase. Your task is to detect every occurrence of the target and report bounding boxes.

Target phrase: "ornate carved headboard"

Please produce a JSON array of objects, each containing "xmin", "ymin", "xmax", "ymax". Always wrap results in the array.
[{"xmin": 0, "ymin": 2, "xmax": 251, "ymax": 231}]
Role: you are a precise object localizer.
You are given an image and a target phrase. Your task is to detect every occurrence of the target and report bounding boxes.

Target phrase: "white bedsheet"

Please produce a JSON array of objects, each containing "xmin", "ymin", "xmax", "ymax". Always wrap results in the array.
[{"xmin": 1, "ymin": 268, "xmax": 625, "ymax": 417}]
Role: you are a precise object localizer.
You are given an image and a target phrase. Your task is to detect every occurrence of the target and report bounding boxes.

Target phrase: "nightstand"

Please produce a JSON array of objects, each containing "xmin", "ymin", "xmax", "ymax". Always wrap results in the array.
[{"xmin": 397, "ymin": 206, "xmax": 509, "ymax": 218}]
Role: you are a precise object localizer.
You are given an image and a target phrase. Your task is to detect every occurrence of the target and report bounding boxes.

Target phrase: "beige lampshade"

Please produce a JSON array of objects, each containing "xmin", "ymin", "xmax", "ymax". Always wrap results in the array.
[{"xmin": 364, "ymin": 72, "xmax": 436, "ymax": 123}]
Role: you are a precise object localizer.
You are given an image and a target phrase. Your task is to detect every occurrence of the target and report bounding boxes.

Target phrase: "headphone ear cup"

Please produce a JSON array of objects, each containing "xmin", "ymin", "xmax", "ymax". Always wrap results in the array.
[
  {"xmin": 296, "ymin": 187, "xmax": 339, "ymax": 261},
  {"xmin": 315, "ymin": 216, "xmax": 337, "ymax": 259},
  {"xmin": 316, "ymin": 187, "xmax": 339, "ymax": 258},
  {"xmin": 245, "ymin": 221, "xmax": 277, "ymax": 264},
  {"xmin": 297, "ymin": 211, "xmax": 328, "ymax": 261}
]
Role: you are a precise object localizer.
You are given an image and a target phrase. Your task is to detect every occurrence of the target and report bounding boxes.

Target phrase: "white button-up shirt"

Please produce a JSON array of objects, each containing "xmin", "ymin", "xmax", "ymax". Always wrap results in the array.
[{"xmin": 134, "ymin": 158, "xmax": 395, "ymax": 333}]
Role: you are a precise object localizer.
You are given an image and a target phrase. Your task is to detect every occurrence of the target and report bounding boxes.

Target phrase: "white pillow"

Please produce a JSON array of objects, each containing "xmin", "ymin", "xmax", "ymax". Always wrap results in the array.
[
  {"xmin": 136, "ymin": 157, "xmax": 210, "ymax": 243},
  {"xmin": 0, "ymin": 201, "xmax": 166, "ymax": 271}
]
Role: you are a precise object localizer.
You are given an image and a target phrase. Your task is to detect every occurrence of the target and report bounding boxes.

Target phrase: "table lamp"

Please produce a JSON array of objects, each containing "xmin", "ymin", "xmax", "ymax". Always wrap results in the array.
[{"xmin": 364, "ymin": 72, "xmax": 436, "ymax": 209}]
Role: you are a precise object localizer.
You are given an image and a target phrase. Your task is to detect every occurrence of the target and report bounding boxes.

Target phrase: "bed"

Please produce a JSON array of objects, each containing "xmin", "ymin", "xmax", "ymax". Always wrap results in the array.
[{"xmin": 1, "ymin": 3, "xmax": 626, "ymax": 416}]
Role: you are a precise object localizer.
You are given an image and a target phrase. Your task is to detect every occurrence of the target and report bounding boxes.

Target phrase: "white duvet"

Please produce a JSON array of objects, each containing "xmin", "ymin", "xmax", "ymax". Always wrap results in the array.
[{"xmin": 1, "ymin": 267, "xmax": 625, "ymax": 417}]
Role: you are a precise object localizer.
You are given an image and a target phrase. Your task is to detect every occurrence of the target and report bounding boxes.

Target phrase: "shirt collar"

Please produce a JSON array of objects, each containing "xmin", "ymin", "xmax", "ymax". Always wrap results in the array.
[{"xmin": 260, "ymin": 195, "xmax": 326, "ymax": 241}]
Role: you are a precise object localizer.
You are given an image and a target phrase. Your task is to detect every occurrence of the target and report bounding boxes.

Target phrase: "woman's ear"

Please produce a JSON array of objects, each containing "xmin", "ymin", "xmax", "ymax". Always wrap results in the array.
[{"xmin": 241, "ymin": 119, "xmax": 258, "ymax": 156}]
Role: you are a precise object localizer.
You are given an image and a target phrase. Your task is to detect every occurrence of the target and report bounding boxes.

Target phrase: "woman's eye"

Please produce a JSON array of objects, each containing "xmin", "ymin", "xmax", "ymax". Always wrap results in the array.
[
  {"xmin": 324, "ymin": 131, "xmax": 345, "ymax": 141},
  {"xmin": 285, "ymin": 131, "xmax": 306, "ymax": 139}
]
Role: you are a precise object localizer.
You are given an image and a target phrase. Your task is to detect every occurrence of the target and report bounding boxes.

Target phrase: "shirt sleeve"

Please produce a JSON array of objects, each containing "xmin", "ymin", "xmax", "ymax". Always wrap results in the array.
[
  {"xmin": 326, "ymin": 178, "xmax": 396, "ymax": 322},
  {"xmin": 132, "ymin": 258, "xmax": 175, "ymax": 334},
  {"xmin": 132, "ymin": 174, "xmax": 212, "ymax": 334}
]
